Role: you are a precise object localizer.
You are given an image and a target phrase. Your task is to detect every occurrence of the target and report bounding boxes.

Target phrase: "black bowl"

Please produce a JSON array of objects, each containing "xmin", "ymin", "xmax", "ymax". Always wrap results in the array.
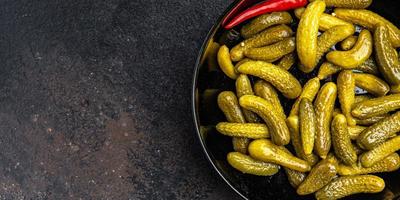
[{"xmin": 192, "ymin": 1, "xmax": 400, "ymax": 199}]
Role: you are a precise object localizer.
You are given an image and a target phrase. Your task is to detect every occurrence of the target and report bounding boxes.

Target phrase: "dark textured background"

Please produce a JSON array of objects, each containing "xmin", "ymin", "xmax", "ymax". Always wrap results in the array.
[{"xmin": 0, "ymin": 0, "xmax": 241, "ymax": 199}]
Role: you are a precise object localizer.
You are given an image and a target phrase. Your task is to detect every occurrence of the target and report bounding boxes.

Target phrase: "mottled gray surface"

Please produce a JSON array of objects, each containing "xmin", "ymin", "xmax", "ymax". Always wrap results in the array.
[{"xmin": 0, "ymin": 0, "xmax": 241, "ymax": 199}]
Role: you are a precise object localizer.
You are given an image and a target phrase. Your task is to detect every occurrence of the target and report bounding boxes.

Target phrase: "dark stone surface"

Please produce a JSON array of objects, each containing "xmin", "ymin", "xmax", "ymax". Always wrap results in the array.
[{"xmin": 0, "ymin": 0, "xmax": 241, "ymax": 199}]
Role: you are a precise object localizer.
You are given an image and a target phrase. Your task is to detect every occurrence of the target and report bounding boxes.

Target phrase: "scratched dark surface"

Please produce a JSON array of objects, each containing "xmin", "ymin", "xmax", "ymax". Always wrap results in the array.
[{"xmin": 0, "ymin": 0, "xmax": 241, "ymax": 199}]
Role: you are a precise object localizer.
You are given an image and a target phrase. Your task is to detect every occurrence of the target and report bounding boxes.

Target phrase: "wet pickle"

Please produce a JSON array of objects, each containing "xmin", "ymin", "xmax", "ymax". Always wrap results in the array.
[
  {"xmin": 227, "ymin": 152, "xmax": 280, "ymax": 176},
  {"xmin": 289, "ymin": 77, "xmax": 320, "ymax": 116},
  {"xmin": 216, "ymin": 122, "xmax": 269, "ymax": 139},
  {"xmin": 314, "ymin": 82, "xmax": 337, "ymax": 159},
  {"xmin": 236, "ymin": 74, "xmax": 260, "ymax": 123},
  {"xmin": 356, "ymin": 57, "xmax": 380, "ymax": 75},
  {"xmin": 253, "ymin": 80, "xmax": 286, "ymax": 120},
  {"xmin": 238, "ymin": 61, "xmax": 302, "ymax": 99},
  {"xmin": 239, "ymin": 95, "xmax": 290, "ymax": 145},
  {"xmin": 340, "ymin": 36, "xmax": 357, "ymax": 50},
  {"xmin": 360, "ymin": 136, "xmax": 400, "ymax": 167},
  {"xmin": 299, "ymin": 98, "xmax": 316, "ymax": 155},
  {"xmin": 217, "ymin": 91, "xmax": 248, "ymax": 153},
  {"xmin": 244, "ymin": 37, "xmax": 296, "ymax": 61},
  {"xmin": 357, "ymin": 111, "xmax": 400, "ymax": 150},
  {"xmin": 249, "ymin": 139, "xmax": 311, "ymax": 172},
  {"xmin": 327, "ymin": 30, "xmax": 373, "ymax": 69},
  {"xmin": 311, "ymin": 0, "xmax": 371, "ymax": 8},
  {"xmin": 352, "ymin": 94, "xmax": 400, "ymax": 119},
  {"xmin": 334, "ymin": 9, "xmax": 400, "ymax": 47},
  {"xmin": 354, "ymin": 95, "xmax": 372, "ymax": 104},
  {"xmin": 317, "ymin": 62, "xmax": 341, "ymax": 80},
  {"xmin": 287, "ymin": 116, "xmax": 320, "ymax": 166},
  {"xmin": 354, "ymin": 73, "xmax": 390, "ymax": 97},
  {"xmin": 338, "ymin": 70, "xmax": 356, "ymax": 126},
  {"xmin": 241, "ymin": 12, "xmax": 293, "ymax": 39},
  {"xmin": 348, "ymin": 125, "xmax": 366, "ymax": 140},
  {"xmin": 315, "ymin": 175, "xmax": 385, "ymax": 199},
  {"xmin": 374, "ymin": 25, "xmax": 400, "ymax": 92},
  {"xmin": 331, "ymin": 114, "xmax": 358, "ymax": 166},
  {"xmin": 277, "ymin": 53, "xmax": 296, "ymax": 71},
  {"xmin": 285, "ymin": 168, "xmax": 307, "ymax": 188},
  {"xmin": 294, "ymin": 8, "xmax": 351, "ymax": 32},
  {"xmin": 217, "ymin": 45, "xmax": 239, "ymax": 79},
  {"xmin": 231, "ymin": 25, "xmax": 293, "ymax": 61},
  {"xmin": 297, "ymin": 157, "xmax": 338, "ymax": 195},
  {"xmin": 296, "ymin": 0, "xmax": 326, "ymax": 72},
  {"xmin": 356, "ymin": 114, "xmax": 389, "ymax": 126},
  {"xmin": 338, "ymin": 153, "xmax": 400, "ymax": 175}
]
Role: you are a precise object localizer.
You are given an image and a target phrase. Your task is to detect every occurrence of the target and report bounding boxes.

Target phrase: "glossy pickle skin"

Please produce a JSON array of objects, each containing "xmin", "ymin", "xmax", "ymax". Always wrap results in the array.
[
  {"xmin": 317, "ymin": 62, "xmax": 341, "ymax": 80},
  {"xmin": 314, "ymin": 82, "xmax": 337, "ymax": 159},
  {"xmin": 217, "ymin": 45, "xmax": 239, "ymax": 79},
  {"xmin": 326, "ymin": 29, "xmax": 373, "ymax": 69},
  {"xmin": 285, "ymin": 168, "xmax": 307, "ymax": 189},
  {"xmin": 235, "ymin": 74, "xmax": 260, "ymax": 123},
  {"xmin": 277, "ymin": 53, "xmax": 296, "ymax": 71},
  {"xmin": 294, "ymin": 7, "xmax": 352, "ymax": 32},
  {"xmin": 310, "ymin": 0, "xmax": 372, "ymax": 9},
  {"xmin": 334, "ymin": 9, "xmax": 400, "ymax": 47},
  {"xmin": 331, "ymin": 114, "xmax": 358, "ymax": 166},
  {"xmin": 353, "ymin": 73, "xmax": 390, "ymax": 97},
  {"xmin": 216, "ymin": 122, "xmax": 269, "ymax": 139},
  {"xmin": 253, "ymin": 80, "xmax": 286, "ymax": 119},
  {"xmin": 356, "ymin": 114, "xmax": 389, "ymax": 126},
  {"xmin": 227, "ymin": 152, "xmax": 280, "ymax": 176},
  {"xmin": 244, "ymin": 37, "xmax": 296, "ymax": 61},
  {"xmin": 337, "ymin": 70, "xmax": 356, "ymax": 126},
  {"xmin": 231, "ymin": 25, "xmax": 294, "ymax": 62},
  {"xmin": 238, "ymin": 61, "xmax": 302, "ymax": 99},
  {"xmin": 338, "ymin": 153, "xmax": 400, "ymax": 175},
  {"xmin": 352, "ymin": 94, "xmax": 400, "ymax": 119},
  {"xmin": 239, "ymin": 95, "xmax": 290, "ymax": 146},
  {"xmin": 340, "ymin": 36, "xmax": 357, "ymax": 50},
  {"xmin": 315, "ymin": 175, "xmax": 385, "ymax": 200},
  {"xmin": 297, "ymin": 158, "xmax": 338, "ymax": 195},
  {"xmin": 287, "ymin": 116, "xmax": 320, "ymax": 166},
  {"xmin": 290, "ymin": 77, "xmax": 320, "ymax": 116},
  {"xmin": 361, "ymin": 136, "xmax": 400, "ymax": 167},
  {"xmin": 299, "ymin": 98, "xmax": 316, "ymax": 155},
  {"xmin": 241, "ymin": 12, "xmax": 293, "ymax": 39},
  {"xmin": 296, "ymin": 0, "xmax": 326, "ymax": 72},
  {"xmin": 217, "ymin": 91, "xmax": 248, "ymax": 153},
  {"xmin": 248, "ymin": 139, "xmax": 311, "ymax": 172},
  {"xmin": 374, "ymin": 26, "xmax": 400, "ymax": 91}
]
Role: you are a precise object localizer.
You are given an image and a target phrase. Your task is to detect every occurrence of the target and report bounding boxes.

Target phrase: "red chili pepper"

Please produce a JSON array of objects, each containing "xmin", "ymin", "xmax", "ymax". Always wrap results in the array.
[
  {"xmin": 221, "ymin": 0, "xmax": 263, "ymax": 28},
  {"xmin": 224, "ymin": 0, "xmax": 308, "ymax": 30}
]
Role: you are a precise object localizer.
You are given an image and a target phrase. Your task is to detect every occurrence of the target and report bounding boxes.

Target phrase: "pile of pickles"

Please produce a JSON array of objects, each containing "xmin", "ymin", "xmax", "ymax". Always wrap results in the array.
[{"xmin": 213, "ymin": 0, "xmax": 400, "ymax": 199}]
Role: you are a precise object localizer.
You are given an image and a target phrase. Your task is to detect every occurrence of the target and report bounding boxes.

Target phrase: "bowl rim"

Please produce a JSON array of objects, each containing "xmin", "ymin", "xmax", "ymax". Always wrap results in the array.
[{"xmin": 191, "ymin": 0, "xmax": 247, "ymax": 199}]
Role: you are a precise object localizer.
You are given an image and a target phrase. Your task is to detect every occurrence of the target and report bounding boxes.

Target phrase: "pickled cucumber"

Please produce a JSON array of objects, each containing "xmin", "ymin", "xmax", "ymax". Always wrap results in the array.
[
  {"xmin": 310, "ymin": 0, "xmax": 372, "ymax": 8},
  {"xmin": 285, "ymin": 168, "xmax": 307, "ymax": 188},
  {"xmin": 231, "ymin": 24, "xmax": 293, "ymax": 61},
  {"xmin": 354, "ymin": 73, "xmax": 390, "ymax": 97},
  {"xmin": 315, "ymin": 175, "xmax": 385, "ymax": 199},
  {"xmin": 244, "ymin": 37, "xmax": 296, "ymax": 61},
  {"xmin": 239, "ymin": 95, "xmax": 290, "ymax": 145},
  {"xmin": 227, "ymin": 152, "xmax": 280, "ymax": 176},
  {"xmin": 315, "ymin": 82, "xmax": 337, "ymax": 159},
  {"xmin": 217, "ymin": 45, "xmax": 239, "ymax": 79},
  {"xmin": 238, "ymin": 61, "xmax": 302, "ymax": 99},
  {"xmin": 241, "ymin": 12, "xmax": 293, "ymax": 39},
  {"xmin": 331, "ymin": 114, "xmax": 357, "ymax": 166},
  {"xmin": 327, "ymin": 29, "xmax": 373, "ymax": 69},
  {"xmin": 289, "ymin": 77, "xmax": 320, "ymax": 116},
  {"xmin": 340, "ymin": 36, "xmax": 357, "ymax": 50},
  {"xmin": 317, "ymin": 62, "xmax": 341, "ymax": 80},
  {"xmin": 356, "ymin": 114, "xmax": 389, "ymax": 126},
  {"xmin": 374, "ymin": 25, "xmax": 400, "ymax": 92},
  {"xmin": 338, "ymin": 153, "xmax": 400, "ymax": 175},
  {"xmin": 334, "ymin": 9, "xmax": 400, "ymax": 47},
  {"xmin": 348, "ymin": 125, "xmax": 366, "ymax": 140},
  {"xmin": 253, "ymin": 80, "xmax": 286, "ymax": 119},
  {"xmin": 337, "ymin": 70, "xmax": 356, "ymax": 126},
  {"xmin": 299, "ymin": 98, "xmax": 316, "ymax": 155},
  {"xmin": 297, "ymin": 157, "xmax": 337, "ymax": 195},
  {"xmin": 294, "ymin": 8, "xmax": 352, "ymax": 32},
  {"xmin": 236, "ymin": 74, "xmax": 261, "ymax": 123},
  {"xmin": 357, "ymin": 111, "xmax": 400, "ymax": 150},
  {"xmin": 216, "ymin": 122, "xmax": 269, "ymax": 139},
  {"xmin": 352, "ymin": 94, "xmax": 400, "ymax": 119},
  {"xmin": 249, "ymin": 139, "xmax": 311, "ymax": 172},
  {"xmin": 356, "ymin": 57, "xmax": 379, "ymax": 75},
  {"xmin": 296, "ymin": 0, "xmax": 326, "ymax": 72},
  {"xmin": 360, "ymin": 136, "xmax": 400, "ymax": 167},
  {"xmin": 277, "ymin": 53, "xmax": 296, "ymax": 71},
  {"xmin": 287, "ymin": 116, "xmax": 320, "ymax": 166}
]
